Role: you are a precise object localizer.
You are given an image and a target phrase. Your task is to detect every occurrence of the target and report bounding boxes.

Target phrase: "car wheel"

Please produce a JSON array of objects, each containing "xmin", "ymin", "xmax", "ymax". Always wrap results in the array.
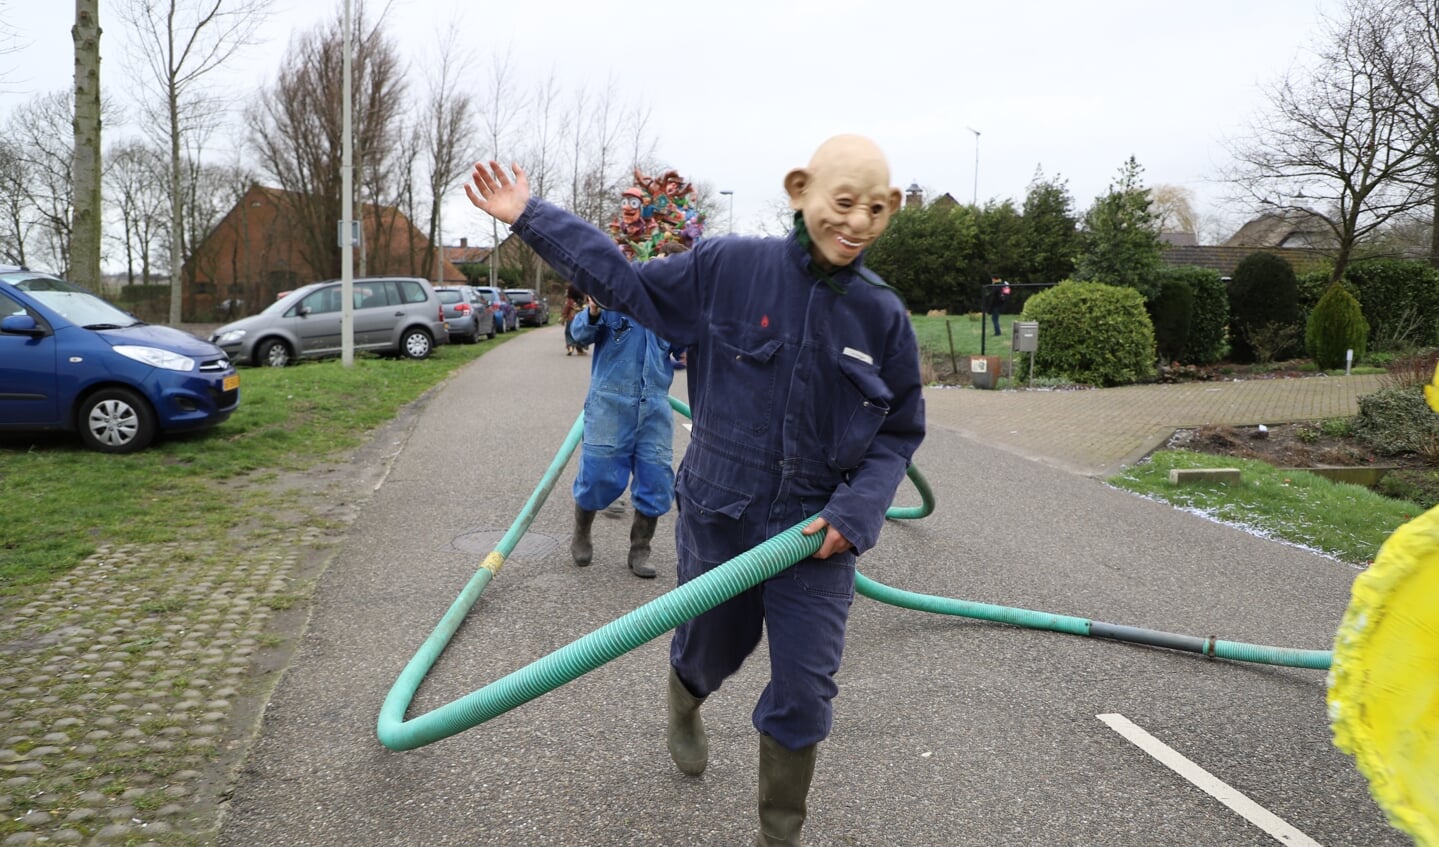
[
  {"xmin": 486, "ymin": 327, "xmax": 496, "ymax": 340},
  {"xmin": 256, "ymin": 338, "xmax": 293, "ymax": 367},
  {"xmin": 401, "ymin": 328, "xmax": 433, "ymax": 359},
  {"xmin": 78, "ymin": 387, "xmax": 156, "ymax": 453}
]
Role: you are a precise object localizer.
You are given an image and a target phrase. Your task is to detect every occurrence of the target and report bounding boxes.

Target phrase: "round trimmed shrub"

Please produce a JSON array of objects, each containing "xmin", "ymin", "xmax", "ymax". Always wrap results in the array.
[
  {"xmin": 1019, "ymin": 280, "xmax": 1156, "ymax": 386},
  {"xmin": 1305, "ymin": 283, "xmax": 1369, "ymax": 370},
  {"xmin": 1228, "ymin": 252, "xmax": 1300, "ymax": 363}
]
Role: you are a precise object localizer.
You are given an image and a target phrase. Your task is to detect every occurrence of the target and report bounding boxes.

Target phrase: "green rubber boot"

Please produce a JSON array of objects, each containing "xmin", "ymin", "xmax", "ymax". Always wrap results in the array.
[
  {"xmin": 666, "ymin": 666, "xmax": 708, "ymax": 776},
  {"xmin": 570, "ymin": 503, "xmax": 596, "ymax": 567},
  {"xmin": 756, "ymin": 733, "xmax": 817, "ymax": 847}
]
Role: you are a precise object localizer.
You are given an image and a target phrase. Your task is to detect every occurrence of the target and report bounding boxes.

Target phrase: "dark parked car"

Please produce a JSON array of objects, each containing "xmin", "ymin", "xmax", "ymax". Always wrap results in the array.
[
  {"xmin": 435, "ymin": 285, "xmax": 495, "ymax": 343},
  {"xmin": 0, "ymin": 266, "xmax": 239, "ymax": 453},
  {"xmin": 473, "ymin": 285, "xmax": 519, "ymax": 333},
  {"xmin": 504, "ymin": 288, "xmax": 550, "ymax": 326},
  {"xmin": 210, "ymin": 276, "xmax": 449, "ymax": 366}
]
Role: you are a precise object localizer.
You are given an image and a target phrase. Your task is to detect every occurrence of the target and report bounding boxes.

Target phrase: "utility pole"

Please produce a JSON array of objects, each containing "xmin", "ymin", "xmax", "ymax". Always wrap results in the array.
[{"xmin": 966, "ymin": 126, "xmax": 980, "ymax": 206}]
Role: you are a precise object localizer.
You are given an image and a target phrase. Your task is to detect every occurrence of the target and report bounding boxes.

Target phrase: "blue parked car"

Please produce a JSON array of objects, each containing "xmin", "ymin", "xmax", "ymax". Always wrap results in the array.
[{"xmin": 0, "ymin": 267, "xmax": 239, "ymax": 453}]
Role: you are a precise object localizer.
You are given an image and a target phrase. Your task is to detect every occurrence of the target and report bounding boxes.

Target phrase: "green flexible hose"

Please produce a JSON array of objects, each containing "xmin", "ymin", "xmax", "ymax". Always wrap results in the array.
[{"xmin": 377, "ymin": 396, "xmax": 1332, "ymax": 751}]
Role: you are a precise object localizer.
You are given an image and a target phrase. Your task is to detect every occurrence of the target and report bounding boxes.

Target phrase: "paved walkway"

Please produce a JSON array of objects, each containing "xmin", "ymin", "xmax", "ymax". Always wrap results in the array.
[
  {"xmin": 926, "ymin": 373, "xmax": 1385, "ymax": 476},
  {"xmin": 0, "ymin": 361, "xmax": 1390, "ymax": 845}
]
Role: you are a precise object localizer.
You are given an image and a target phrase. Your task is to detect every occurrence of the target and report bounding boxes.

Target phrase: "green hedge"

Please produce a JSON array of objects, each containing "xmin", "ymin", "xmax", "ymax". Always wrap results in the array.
[
  {"xmin": 1342, "ymin": 259, "xmax": 1439, "ymax": 351},
  {"xmin": 1159, "ymin": 265, "xmax": 1227, "ymax": 365}
]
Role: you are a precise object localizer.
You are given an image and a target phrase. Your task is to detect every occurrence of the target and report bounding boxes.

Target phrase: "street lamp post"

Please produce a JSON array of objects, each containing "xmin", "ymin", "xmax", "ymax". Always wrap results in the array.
[
  {"xmin": 719, "ymin": 189, "xmax": 734, "ymax": 234},
  {"xmin": 966, "ymin": 126, "xmax": 980, "ymax": 206}
]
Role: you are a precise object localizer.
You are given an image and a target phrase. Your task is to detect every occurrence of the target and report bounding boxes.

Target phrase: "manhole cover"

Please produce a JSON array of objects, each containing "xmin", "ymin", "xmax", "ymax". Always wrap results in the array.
[{"xmin": 451, "ymin": 528, "xmax": 562, "ymax": 560}]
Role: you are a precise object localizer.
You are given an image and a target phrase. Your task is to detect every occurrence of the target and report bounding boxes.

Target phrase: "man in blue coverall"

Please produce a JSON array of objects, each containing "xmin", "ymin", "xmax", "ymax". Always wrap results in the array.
[
  {"xmin": 465, "ymin": 134, "xmax": 926, "ymax": 846},
  {"xmin": 568, "ymin": 294, "xmax": 683, "ymax": 579}
]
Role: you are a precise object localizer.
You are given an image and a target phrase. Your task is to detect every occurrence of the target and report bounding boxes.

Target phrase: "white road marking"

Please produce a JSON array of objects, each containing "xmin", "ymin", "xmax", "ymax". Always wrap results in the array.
[{"xmin": 1098, "ymin": 713, "xmax": 1323, "ymax": 847}]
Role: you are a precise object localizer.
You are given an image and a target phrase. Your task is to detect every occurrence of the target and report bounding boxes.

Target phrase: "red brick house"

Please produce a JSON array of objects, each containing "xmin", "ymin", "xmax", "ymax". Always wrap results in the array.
[{"xmin": 184, "ymin": 184, "xmax": 461, "ymax": 320}]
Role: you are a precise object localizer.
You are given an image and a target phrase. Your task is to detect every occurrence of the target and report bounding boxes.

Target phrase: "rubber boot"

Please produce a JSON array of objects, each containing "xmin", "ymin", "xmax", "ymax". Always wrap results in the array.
[
  {"xmin": 627, "ymin": 512, "xmax": 658, "ymax": 578},
  {"xmin": 755, "ymin": 734, "xmax": 817, "ymax": 847},
  {"xmin": 571, "ymin": 503, "xmax": 596, "ymax": 567},
  {"xmin": 667, "ymin": 666, "xmax": 708, "ymax": 775}
]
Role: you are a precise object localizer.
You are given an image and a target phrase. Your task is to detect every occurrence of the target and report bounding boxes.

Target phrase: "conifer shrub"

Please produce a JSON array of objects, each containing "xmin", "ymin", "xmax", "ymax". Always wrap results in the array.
[
  {"xmin": 1227, "ymin": 252, "xmax": 1300, "ymax": 363},
  {"xmin": 1305, "ymin": 283, "xmax": 1369, "ymax": 370},
  {"xmin": 1019, "ymin": 280, "xmax": 1155, "ymax": 386}
]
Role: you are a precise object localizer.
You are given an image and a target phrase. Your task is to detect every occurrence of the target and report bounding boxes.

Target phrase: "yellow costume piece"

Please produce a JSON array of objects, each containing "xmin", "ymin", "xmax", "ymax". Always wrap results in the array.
[
  {"xmin": 1426, "ymin": 361, "xmax": 1439, "ymax": 413},
  {"xmin": 1328, "ymin": 503, "xmax": 1439, "ymax": 846}
]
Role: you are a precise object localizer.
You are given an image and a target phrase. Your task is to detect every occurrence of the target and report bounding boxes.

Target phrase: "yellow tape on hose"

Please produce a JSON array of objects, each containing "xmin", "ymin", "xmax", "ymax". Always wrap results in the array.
[{"xmin": 1328, "ymin": 504, "xmax": 1439, "ymax": 846}]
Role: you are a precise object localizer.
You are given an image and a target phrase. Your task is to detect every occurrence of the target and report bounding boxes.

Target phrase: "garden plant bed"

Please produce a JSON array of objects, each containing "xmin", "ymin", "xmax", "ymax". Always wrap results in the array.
[{"xmin": 1166, "ymin": 422, "xmax": 1439, "ymax": 508}]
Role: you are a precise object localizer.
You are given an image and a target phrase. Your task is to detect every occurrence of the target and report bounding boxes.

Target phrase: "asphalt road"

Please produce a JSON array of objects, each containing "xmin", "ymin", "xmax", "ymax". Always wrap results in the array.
[{"xmin": 216, "ymin": 326, "xmax": 1402, "ymax": 847}]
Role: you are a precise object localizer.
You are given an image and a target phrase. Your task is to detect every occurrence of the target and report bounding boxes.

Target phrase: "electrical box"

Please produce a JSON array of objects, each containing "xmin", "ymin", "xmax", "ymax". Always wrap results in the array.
[{"xmin": 1012, "ymin": 321, "xmax": 1038, "ymax": 353}]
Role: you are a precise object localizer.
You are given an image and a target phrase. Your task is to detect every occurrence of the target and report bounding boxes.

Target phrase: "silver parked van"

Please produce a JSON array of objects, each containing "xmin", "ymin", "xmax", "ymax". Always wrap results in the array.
[{"xmin": 211, "ymin": 277, "xmax": 449, "ymax": 367}]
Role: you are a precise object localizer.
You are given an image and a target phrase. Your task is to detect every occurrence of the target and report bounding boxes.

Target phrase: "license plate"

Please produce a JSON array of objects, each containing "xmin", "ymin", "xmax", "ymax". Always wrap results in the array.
[{"xmin": 223, "ymin": 374, "xmax": 240, "ymax": 391}]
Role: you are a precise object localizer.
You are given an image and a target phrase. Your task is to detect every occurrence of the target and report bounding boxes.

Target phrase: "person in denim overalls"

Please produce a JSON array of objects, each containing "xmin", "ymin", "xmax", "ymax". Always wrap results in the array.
[
  {"xmin": 465, "ymin": 134, "xmax": 926, "ymax": 846},
  {"xmin": 568, "ymin": 295, "xmax": 682, "ymax": 578}
]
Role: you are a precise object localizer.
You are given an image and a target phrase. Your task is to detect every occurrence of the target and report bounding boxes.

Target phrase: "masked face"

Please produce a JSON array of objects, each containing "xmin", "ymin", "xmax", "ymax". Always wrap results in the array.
[{"xmin": 785, "ymin": 135, "xmax": 901, "ymax": 269}]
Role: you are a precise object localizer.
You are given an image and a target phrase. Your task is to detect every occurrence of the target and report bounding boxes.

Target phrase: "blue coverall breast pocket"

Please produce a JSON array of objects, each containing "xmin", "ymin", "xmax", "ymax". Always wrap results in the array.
[
  {"xmin": 830, "ymin": 355, "xmax": 892, "ymax": 470},
  {"xmin": 711, "ymin": 332, "xmax": 783, "ymax": 436}
]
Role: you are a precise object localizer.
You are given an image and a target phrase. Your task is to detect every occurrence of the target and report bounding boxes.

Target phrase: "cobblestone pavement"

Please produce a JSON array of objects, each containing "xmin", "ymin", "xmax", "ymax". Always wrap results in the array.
[{"xmin": 0, "ymin": 372, "xmax": 1387, "ymax": 845}]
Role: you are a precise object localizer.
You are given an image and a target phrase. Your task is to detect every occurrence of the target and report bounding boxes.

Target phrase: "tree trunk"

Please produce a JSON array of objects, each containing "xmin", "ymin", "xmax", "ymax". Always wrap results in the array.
[
  {"xmin": 1430, "ymin": 179, "xmax": 1439, "ymax": 269},
  {"xmin": 70, "ymin": 0, "xmax": 102, "ymax": 290}
]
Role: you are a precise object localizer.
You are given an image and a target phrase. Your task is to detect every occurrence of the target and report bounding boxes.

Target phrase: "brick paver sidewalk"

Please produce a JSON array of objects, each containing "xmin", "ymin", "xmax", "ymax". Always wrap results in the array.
[{"xmin": 923, "ymin": 373, "xmax": 1386, "ymax": 476}]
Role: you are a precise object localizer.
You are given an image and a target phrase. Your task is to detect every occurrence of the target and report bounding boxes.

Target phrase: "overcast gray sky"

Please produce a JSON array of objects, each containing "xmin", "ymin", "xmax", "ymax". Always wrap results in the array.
[{"xmin": 2, "ymin": 0, "xmax": 1338, "ymax": 246}]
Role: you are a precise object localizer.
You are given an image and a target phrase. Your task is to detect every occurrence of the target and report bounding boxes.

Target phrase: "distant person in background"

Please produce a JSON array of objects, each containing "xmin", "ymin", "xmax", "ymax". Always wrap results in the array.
[
  {"xmin": 567, "ymin": 293, "xmax": 683, "ymax": 578},
  {"xmin": 984, "ymin": 276, "xmax": 1011, "ymax": 337},
  {"xmin": 562, "ymin": 284, "xmax": 587, "ymax": 355}
]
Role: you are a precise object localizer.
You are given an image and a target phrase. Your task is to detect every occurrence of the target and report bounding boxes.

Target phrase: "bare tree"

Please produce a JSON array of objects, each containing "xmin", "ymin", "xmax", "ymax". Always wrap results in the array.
[
  {"xmin": 512, "ymin": 69, "xmax": 566, "ymax": 290},
  {"xmin": 1227, "ymin": 0, "xmax": 1435, "ymax": 282},
  {"xmin": 247, "ymin": 5, "xmax": 407, "ymax": 281},
  {"xmin": 3, "ymin": 91, "xmax": 79, "ymax": 275},
  {"xmin": 562, "ymin": 77, "xmax": 626, "ymax": 227},
  {"xmin": 478, "ymin": 49, "xmax": 526, "ymax": 287},
  {"xmin": 419, "ymin": 26, "xmax": 477, "ymax": 284},
  {"xmin": 0, "ymin": 137, "xmax": 32, "ymax": 265},
  {"xmin": 70, "ymin": 0, "xmax": 102, "ymax": 289},
  {"xmin": 105, "ymin": 139, "xmax": 169, "ymax": 284},
  {"xmin": 118, "ymin": 0, "xmax": 271, "ymax": 322},
  {"xmin": 1382, "ymin": 0, "xmax": 1439, "ymax": 265},
  {"xmin": 0, "ymin": 0, "xmax": 25, "ymax": 91},
  {"xmin": 1149, "ymin": 184, "xmax": 1200, "ymax": 235}
]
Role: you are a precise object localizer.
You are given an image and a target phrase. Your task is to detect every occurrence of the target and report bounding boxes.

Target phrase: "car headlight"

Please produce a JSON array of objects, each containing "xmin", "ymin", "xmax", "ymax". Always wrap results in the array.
[
  {"xmin": 215, "ymin": 329, "xmax": 246, "ymax": 345},
  {"xmin": 114, "ymin": 345, "xmax": 196, "ymax": 372}
]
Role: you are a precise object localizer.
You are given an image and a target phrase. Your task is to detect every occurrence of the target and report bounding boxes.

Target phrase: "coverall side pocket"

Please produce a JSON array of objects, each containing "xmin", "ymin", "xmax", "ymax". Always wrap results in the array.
[
  {"xmin": 675, "ymin": 466, "xmax": 755, "ymax": 565},
  {"xmin": 830, "ymin": 356, "xmax": 892, "ymax": 470}
]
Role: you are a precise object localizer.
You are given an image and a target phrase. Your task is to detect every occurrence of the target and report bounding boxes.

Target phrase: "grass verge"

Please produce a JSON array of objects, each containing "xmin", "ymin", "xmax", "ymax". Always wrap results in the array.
[
  {"xmin": 1107, "ymin": 449, "xmax": 1422, "ymax": 566},
  {"xmin": 0, "ymin": 334, "xmax": 514, "ymax": 598}
]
